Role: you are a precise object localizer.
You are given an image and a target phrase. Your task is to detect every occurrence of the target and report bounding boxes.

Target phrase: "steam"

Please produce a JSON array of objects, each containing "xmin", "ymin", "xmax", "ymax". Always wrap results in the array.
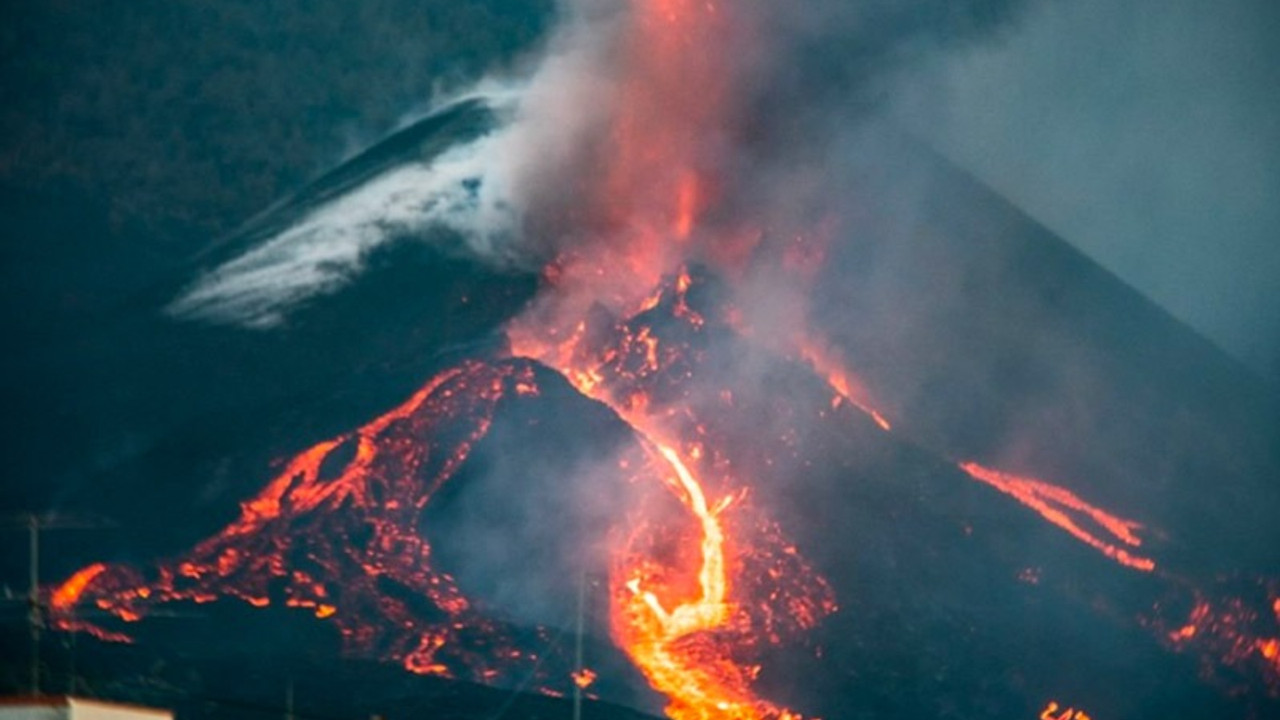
[{"xmin": 167, "ymin": 129, "xmax": 520, "ymax": 327}]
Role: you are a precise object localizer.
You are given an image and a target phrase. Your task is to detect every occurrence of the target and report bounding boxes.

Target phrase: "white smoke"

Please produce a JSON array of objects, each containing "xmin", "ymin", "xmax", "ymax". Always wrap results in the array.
[
  {"xmin": 166, "ymin": 130, "xmax": 509, "ymax": 326},
  {"xmin": 167, "ymin": 126, "xmax": 517, "ymax": 328}
]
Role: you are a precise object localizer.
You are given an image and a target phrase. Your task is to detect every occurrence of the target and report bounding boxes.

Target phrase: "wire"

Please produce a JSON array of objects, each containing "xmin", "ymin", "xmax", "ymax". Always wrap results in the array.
[{"xmin": 485, "ymin": 615, "xmax": 575, "ymax": 720}]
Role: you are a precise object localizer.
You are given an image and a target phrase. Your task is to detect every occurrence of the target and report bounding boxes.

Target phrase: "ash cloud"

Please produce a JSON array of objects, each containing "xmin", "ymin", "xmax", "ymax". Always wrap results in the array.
[{"xmin": 168, "ymin": 0, "xmax": 1036, "ymax": 328}]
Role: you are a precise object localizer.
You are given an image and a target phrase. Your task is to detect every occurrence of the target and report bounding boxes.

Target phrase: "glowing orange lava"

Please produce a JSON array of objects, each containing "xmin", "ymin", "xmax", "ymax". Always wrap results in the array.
[
  {"xmin": 506, "ymin": 2, "xmax": 837, "ymax": 709},
  {"xmin": 789, "ymin": 344, "xmax": 1158, "ymax": 575},
  {"xmin": 572, "ymin": 667, "xmax": 598, "ymax": 690},
  {"xmin": 50, "ymin": 562, "xmax": 107, "ymax": 612},
  {"xmin": 959, "ymin": 462, "xmax": 1155, "ymax": 572},
  {"xmin": 613, "ymin": 443, "xmax": 746, "ymax": 720}
]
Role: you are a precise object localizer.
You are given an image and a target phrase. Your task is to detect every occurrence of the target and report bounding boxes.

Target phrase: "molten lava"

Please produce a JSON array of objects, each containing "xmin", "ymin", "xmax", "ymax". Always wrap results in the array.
[{"xmin": 49, "ymin": 563, "xmax": 108, "ymax": 612}]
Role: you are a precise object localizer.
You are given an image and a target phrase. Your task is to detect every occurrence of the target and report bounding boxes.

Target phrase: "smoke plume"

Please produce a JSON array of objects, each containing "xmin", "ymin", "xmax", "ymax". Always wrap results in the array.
[{"xmin": 167, "ymin": 0, "xmax": 1034, "ymax": 328}]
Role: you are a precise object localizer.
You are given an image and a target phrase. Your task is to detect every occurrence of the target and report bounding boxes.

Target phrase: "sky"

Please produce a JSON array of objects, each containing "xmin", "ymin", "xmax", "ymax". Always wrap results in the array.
[{"xmin": 889, "ymin": 0, "xmax": 1280, "ymax": 381}]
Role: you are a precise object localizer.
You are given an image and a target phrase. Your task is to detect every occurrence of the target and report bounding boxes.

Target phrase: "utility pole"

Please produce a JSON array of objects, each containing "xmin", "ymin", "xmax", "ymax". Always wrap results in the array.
[
  {"xmin": 65, "ymin": 623, "xmax": 77, "ymax": 696},
  {"xmin": 29, "ymin": 514, "xmax": 42, "ymax": 696},
  {"xmin": 285, "ymin": 676, "xmax": 295, "ymax": 720},
  {"xmin": 572, "ymin": 570, "xmax": 586, "ymax": 720},
  {"xmin": 1, "ymin": 511, "xmax": 117, "ymax": 698}
]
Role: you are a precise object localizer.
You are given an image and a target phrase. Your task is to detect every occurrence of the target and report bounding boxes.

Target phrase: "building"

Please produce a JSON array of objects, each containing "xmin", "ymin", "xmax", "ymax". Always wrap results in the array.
[{"xmin": 0, "ymin": 698, "xmax": 171, "ymax": 720}]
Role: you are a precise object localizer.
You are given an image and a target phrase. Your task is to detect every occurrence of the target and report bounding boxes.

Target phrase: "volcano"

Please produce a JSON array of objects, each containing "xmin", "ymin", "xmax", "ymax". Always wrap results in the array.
[
  {"xmin": 5, "ymin": 104, "xmax": 1274, "ymax": 718},
  {"xmin": 5, "ymin": 2, "xmax": 1280, "ymax": 719}
]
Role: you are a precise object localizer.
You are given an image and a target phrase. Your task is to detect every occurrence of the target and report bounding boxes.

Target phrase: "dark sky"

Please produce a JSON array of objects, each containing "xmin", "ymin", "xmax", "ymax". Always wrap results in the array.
[
  {"xmin": 0, "ymin": 0, "xmax": 550, "ymax": 236},
  {"xmin": 889, "ymin": 0, "xmax": 1280, "ymax": 381}
]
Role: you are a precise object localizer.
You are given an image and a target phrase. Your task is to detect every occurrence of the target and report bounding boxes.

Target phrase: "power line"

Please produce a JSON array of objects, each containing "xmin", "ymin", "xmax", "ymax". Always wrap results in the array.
[{"xmin": 0, "ymin": 512, "xmax": 118, "ymax": 696}]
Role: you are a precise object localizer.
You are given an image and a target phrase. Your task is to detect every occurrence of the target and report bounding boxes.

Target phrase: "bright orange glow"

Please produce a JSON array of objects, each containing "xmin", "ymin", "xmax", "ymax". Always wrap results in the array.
[
  {"xmin": 614, "ymin": 443, "xmax": 743, "ymax": 718},
  {"xmin": 959, "ymin": 462, "xmax": 1154, "ymax": 572},
  {"xmin": 507, "ymin": 7, "xmax": 855, "ymax": 707},
  {"xmin": 1259, "ymin": 639, "xmax": 1279, "ymax": 661},
  {"xmin": 1168, "ymin": 602, "xmax": 1211, "ymax": 643},
  {"xmin": 794, "ymin": 330, "xmax": 1165, "ymax": 578},
  {"xmin": 674, "ymin": 171, "xmax": 700, "ymax": 241},
  {"xmin": 602, "ymin": 437, "xmax": 831, "ymax": 720},
  {"xmin": 600, "ymin": 0, "xmax": 728, "ymax": 243},
  {"xmin": 50, "ymin": 563, "xmax": 107, "ymax": 611}
]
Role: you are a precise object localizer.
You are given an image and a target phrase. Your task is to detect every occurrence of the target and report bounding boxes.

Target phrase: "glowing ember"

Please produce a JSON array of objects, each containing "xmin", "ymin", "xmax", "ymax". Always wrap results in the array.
[
  {"xmin": 1148, "ymin": 581, "xmax": 1280, "ymax": 696},
  {"xmin": 572, "ymin": 667, "xmax": 598, "ymax": 690},
  {"xmin": 1040, "ymin": 701, "xmax": 1093, "ymax": 720}
]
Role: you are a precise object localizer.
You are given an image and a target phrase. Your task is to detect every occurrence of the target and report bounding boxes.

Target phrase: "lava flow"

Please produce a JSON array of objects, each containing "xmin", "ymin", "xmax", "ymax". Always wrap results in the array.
[
  {"xmin": 508, "ymin": 265, "xmax": 836, "ymax": 719},
  {"xmin": 52, "ymin": 360, "xmax": 569, "ymax": 685},
  {"xmin": 958, "ymin": 462, "xmax": 1155, "ymax": 572}
]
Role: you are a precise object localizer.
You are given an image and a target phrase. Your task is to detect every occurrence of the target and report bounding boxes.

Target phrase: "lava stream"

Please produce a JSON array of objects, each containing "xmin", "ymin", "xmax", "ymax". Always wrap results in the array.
[
  {"xmin": 796, "ymin": 341, "xmax": 1155, "ymax": 574},
  {"xmin": 508, "ymin": 320, "xmax": 829, "ymax": 719},
  {"xmin": 958, "ymin": 462, "xmax": 1154, "ymax": 572}
]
